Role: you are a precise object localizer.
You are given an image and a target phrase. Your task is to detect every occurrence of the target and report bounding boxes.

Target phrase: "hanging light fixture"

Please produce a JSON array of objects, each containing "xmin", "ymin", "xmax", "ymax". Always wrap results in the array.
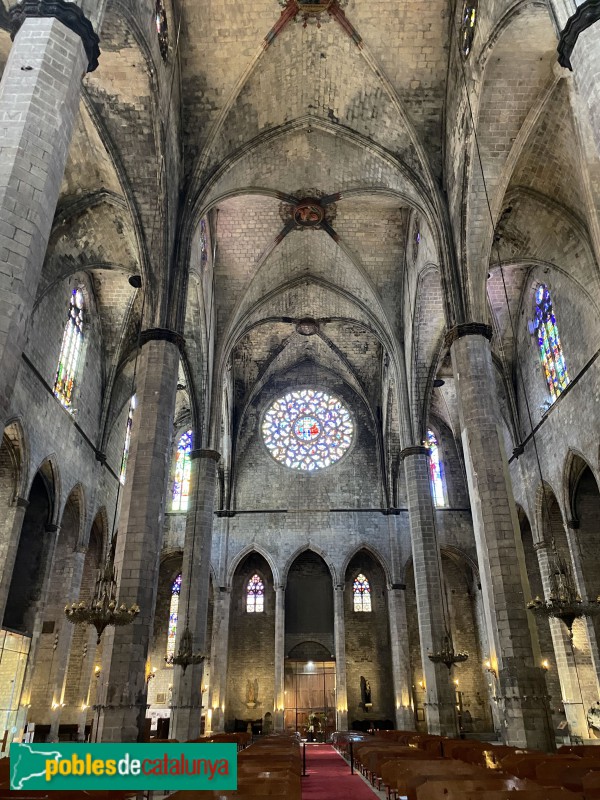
[
  {"xmin": 65, "ymin": 541, "xmax": 139, "ymax": 644},
  {"xmin": 428, "ymin": 631, "xmax": 469, "ymax": 670},
  {"xmin": 527, "ymin": 546, "xmax": 600, "ymax": 637},
  {"xmin": 164, "ymin": 450, "xmax": 206, "ymax": 674}
]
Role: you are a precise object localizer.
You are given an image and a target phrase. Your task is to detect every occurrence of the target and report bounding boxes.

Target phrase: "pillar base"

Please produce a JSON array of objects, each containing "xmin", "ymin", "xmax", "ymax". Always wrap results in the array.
[{"xmin": 497, "ymin": 662, "xmax": 555, "ymax": 750}]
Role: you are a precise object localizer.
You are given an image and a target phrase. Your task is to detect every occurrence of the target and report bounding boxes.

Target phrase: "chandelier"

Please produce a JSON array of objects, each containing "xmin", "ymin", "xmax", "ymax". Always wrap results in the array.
[
  {"xmin": 164, "ymin": 627, "xmax": 205, "ymax": 674},
  {"xmin": 527, "ymin": 548, "xmax": 600, "ymax": 636},
  {"xmin": 428, "ymin": 631, "xmax": 469, "ymax": 670},
  {"xmin": 65, "ymin": 543, "xmax": 139, "ymax": 644}
]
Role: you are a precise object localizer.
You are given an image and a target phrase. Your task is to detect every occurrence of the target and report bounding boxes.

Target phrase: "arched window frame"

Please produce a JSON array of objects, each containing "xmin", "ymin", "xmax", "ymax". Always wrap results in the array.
[
  {"xmin": 155, "ymin": 0, "xmax": 169, "ymax": 60},
  {"xmin": 119, "ymin": 395, "xmax": 136, "ymax": 485},
  {"xmin": 54, "ymin": 286, "xmax": 85, "ymax": 410},
  {"xmin": 353, "ymin": 573, "xmax": 372, "ymax": 612},
  {"xmin": 166, "ymin": 572, "xmax": 182, "ymax": 664},
  {"xmin": 172, "ymin": 429, "xmax": 193, "ymax": 512},
  {"xmin": 426, "ymin": 428, "xmax": 446, "ymax": 507},
  {"xmin": 531, "ymin": 284, "xmax": 570, "ymax": 403},
  {"xmin": 246, "ymin": 573, "xmax": 265, "ymax": 613},
  {"xmin": 460, "ymin": 0, "xmax": 478, "ymax": 57}
]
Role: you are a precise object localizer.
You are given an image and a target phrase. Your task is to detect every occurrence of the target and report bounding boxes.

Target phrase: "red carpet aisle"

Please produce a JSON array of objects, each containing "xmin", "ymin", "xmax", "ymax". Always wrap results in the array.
[{"xmin": 302, "ymin": 744, "xmax": 378, "ymax": 800}]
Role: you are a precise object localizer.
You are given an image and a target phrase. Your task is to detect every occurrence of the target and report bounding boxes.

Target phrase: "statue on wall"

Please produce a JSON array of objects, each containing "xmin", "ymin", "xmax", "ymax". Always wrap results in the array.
[
  {"xmin": 360, "ymin": 676, "xmax": 372, "ymax": 708},
  {"xmin": 246, "ymin": 678, "xmax": 259, "ymax": 708}
]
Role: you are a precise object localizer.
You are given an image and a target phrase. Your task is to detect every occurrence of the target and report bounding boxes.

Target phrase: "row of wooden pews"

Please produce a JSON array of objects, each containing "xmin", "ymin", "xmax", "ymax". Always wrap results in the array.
[
  {"xmin": 171, "ymin": 733, "xmax": 301, "ymax": 800},
  {"xmin": 333, "ymin": 730, "xmax": 600, "ymax": 800}
]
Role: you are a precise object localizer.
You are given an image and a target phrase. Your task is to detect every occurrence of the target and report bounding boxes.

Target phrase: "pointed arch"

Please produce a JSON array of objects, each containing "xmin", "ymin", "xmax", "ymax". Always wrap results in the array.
[{"xmin": 226, "ymin": 544, "xmax": 280, "ymax": 589}]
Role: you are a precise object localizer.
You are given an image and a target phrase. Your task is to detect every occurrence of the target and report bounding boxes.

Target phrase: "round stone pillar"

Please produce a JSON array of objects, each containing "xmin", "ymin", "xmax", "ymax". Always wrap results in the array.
[
  {"xmin": 333, "ymin": 585, "xmax": 348, "ymax": 731},
  {"xmin": 95, "ymin": 333, "xmax": 180, "ymax": 743},
  {"xmin": 274, "ymin": 584, "xmax": 285, "ymax": 732},
  {"xmin": 448, "ymin": 323, "xmax": 554, "ymax": 750},
  {"xmin": 170, "ymin": 448, "xmax": 220, "ymax": 742},
  {"xmin": 401, "ymin": 446, "xmax": 458, "ymax": 737}
]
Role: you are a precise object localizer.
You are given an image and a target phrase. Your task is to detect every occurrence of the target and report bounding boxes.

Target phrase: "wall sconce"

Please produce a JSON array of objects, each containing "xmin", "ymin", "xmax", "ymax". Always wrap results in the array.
[
  {"xmin": 51, "ymin": 702, "xmax": 59, "ymax": 710},
  {"xmin": 418, "ymin": 680, "xmax": 425, "ymax": 690},
  {"xmin": 146, "ymin": 668, "xmax": 156, "ymax": 683},
  {"xmin": 94, "ymin": 666, "xmax": 101, "ymax": 678},
  {"xmin": 484, "ymin": 659, "xmax": 497, "ymax": 678},
  {"xmin": 81, "ymin": 703, "xmax": 89, "ymax": 712},
  {"xmin": 541, "ymin": 660, "xmax": 550, "ymax": 672},
  {"xmin": 454, "ymin": 679, "xmax": 459, "ymax": 687}
]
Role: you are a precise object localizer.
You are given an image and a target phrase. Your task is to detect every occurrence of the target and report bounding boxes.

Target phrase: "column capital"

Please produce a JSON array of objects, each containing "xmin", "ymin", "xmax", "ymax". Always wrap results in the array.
[
  {"xmin": 558, "ymin": 0, "xmax": 600, "ymax": 70},
  {"xmin": 445, "ymin": 322, "xmax": 493, "ymax": 347},
  {"xmin": 566, "ymin": 519, "xmax": 580, "ymax": 530},
  {"xmin": 10, "ymin": 0, "xmax": 101, "ymax": 72},
  {"xmin": 399, "ymin": 445, "xmax": 429, "ymax": 460},
  {"xmin": 274, "ymin": 583, "xmax": 286, "ymax": 593},
  {"xmin": 45, "ymin": 523, "xmax": 59, "ymax": 533},
  {"xmin": 14, "ymin": 496, "xmax": 29, "ymax": 508},
  {"xmin": 139, "ymin": 328, "xmax": 186, "ymax": 352},
  {"xmin": 334, "ymin": 583, "xmax": 345, "ymax": 592},
  {"xmin": 191, "ymin": 449, "xmax": 221, "ymax": 462}
]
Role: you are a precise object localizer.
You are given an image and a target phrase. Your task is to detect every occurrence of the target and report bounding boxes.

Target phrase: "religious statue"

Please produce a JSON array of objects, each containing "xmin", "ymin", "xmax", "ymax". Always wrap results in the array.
[
  {"xmin": 360, "ymin": 675, "xmax": 372, "ymax": 708},
  {"xmin": 246, "ymin": 678, "xmax": 258, "ymax": 708}
]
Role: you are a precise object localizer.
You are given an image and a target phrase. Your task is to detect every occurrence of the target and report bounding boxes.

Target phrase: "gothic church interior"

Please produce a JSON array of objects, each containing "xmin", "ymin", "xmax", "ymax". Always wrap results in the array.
[{"xmin": 0, "ymin": 0, "xmax": 599, "ymax": 751}]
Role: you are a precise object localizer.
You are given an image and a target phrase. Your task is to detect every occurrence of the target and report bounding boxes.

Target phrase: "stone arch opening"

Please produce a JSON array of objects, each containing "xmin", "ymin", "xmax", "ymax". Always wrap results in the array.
[
  {"xmin": 3, "ymin": 470, "xmax": 54, "ymax": 635},
  {"xmin": 344, "ymin": 550, "xmax": 394, "ymax": 727},
  {"xmin": 226, "ymin": 552, "xmax": 274, "ymax": 733}
]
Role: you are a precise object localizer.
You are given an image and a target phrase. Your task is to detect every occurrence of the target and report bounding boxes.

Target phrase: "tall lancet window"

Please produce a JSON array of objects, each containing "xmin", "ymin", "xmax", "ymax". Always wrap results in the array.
[
  {"xmin": 172, "ymin": 430, "xmax": 192, "ymax": 511},
  {"xmin": 54, "ymin": 288, "xmax": 84, "ymax": 409},
  {"xmin": 353, "ymin": 574, "xmax": 372, "ymax": 612},
  {"xmin": 426, "ymin": 429, "xmax": 445, "ymax": 507},
  {"xmin": 119, "ymin": 395, "xmax": 136, "ymax": 485},
  {"xmin": 246, "ymin": 574, "xmax": 264, "ymax": 613},
  {"xmin": 166, "ymin": 573, "xmax": 182, "ymax": 663},
  {"xmin": 533, "ymin": 285, "xmax": 570, "ymax": 402}
]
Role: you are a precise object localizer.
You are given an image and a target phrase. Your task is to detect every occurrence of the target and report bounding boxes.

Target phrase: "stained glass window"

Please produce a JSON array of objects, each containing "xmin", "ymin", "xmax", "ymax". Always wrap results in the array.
[
  {"xmin": 200, "ymin": 218, "xmax": 208, "ymax": 269},
  {"xmin": 54, "ymin": 288, "xmax": 84, "ymax": 410},
  {"xmin": 353, "ymin": 574, "xmax": 372, "ymax": 612},
  {"xmin": 172, "ymin": 430, "xmax": 192, "ymax": 511},
  {"xmin": 246, "ymin": 574, "xmax": 264, "ymax": 613},
  {"xmin": 426, "ymin": 430, "xmax": 445, "ymax": 507},
  {"xmin": 460, "ymin": 0, "xmax": 478, "ymax": 57},
  {"xmin": 166, "ymin": 573, "xmax": 182, "ymax": 663},
  {"xmin": 262, "ymin": 389, "xmax": 353, "ymax": 471},
  {"xmin": 155, "ymin": 0, "xmax": 168, "ymax": 60},
  {"xmin": 533, "ymin": 285, "xmax": 569, "ymax": 401},
  {"xmin": 119, "ymin": 395, "xmax": 136, "ymax": 485}
]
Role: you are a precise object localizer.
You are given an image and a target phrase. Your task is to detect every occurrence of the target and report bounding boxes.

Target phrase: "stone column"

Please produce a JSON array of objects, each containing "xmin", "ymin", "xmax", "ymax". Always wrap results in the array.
[
  {"xmin": 333, "ymin": 585, "xmax": 348, "ymax": 731},
  {"xmin": 274, "ymin": 584, "xmax": 285, "ymax": 732},
  {"xmin": 0, "ymin": 4, "xmax": 99, "ymax": 427},
  {"xmin": 387, "ymin": 585, "xmax": 416, "ymax": 730},
  {"xmin": 95, "ymin": 333, "xmax": 179, "ymax": 743},
  {"xmin": 206, "ymin": 588, "xmax": 231, "ymax": 734},
  {"xmin": 0, "ymin": 498, "xmax": 27, "ymax": 623},
  {"xmin": 536, "ymin": 543, "xmax": 589, "ymax": 739},
  {"xmin": 401, "ymin": 446, "xmax": 458, "ymax": 737},
  {"xmin": 18, "ymin": 522, "xmax": 60, "ymax": 713},
  {"xmin": 47, "ymin": 548, "xmax": 86, "ymax": 741},
  {"xmin": 170, "ymin": 448, "xmax": 220, "ymax": 742},
  {"xmin": 449, "ymin": 323, "xmax": 554, "ymax": 750}
]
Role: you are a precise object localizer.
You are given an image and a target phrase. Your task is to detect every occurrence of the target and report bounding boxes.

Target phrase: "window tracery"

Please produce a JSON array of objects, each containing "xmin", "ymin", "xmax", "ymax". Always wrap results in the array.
[
  {"xmin": 246, "ymin": 574, "xmax": 265, "ymax": 613},
  {"xmin": 426, "ymin": 429, "xmax": 445, "ymax": 507},
  {"xmin": 262, "ymin": 389, "xmax": 353, "ymax": 471},
  {"xmin": 353, "ymin": 573, "xmax": 372, "ymax": 612},
  {"xmin": 119, "ymin": 395, "xmax": 136, "ymax": 485},
  {"xmin": 166, "ymin": 573, "xmax": 182, "ymax": 663},
  {"xmin": 54, "ymin": 288, "xmax": 84, "ymax": 410},
  {"xmin": 155, "ymin": 0, "xmax": 169, "ymax": 60},
  {"xmin": 533, "ymin": 285, "xmax": 570, "ymax": 401},
  {"xmin": 172, "ymin": 430, "xmax": 192, "ymax": 511},
  {"xmin": 460, "ymin": 0, "xmax": 478, "ymax": 57}
]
